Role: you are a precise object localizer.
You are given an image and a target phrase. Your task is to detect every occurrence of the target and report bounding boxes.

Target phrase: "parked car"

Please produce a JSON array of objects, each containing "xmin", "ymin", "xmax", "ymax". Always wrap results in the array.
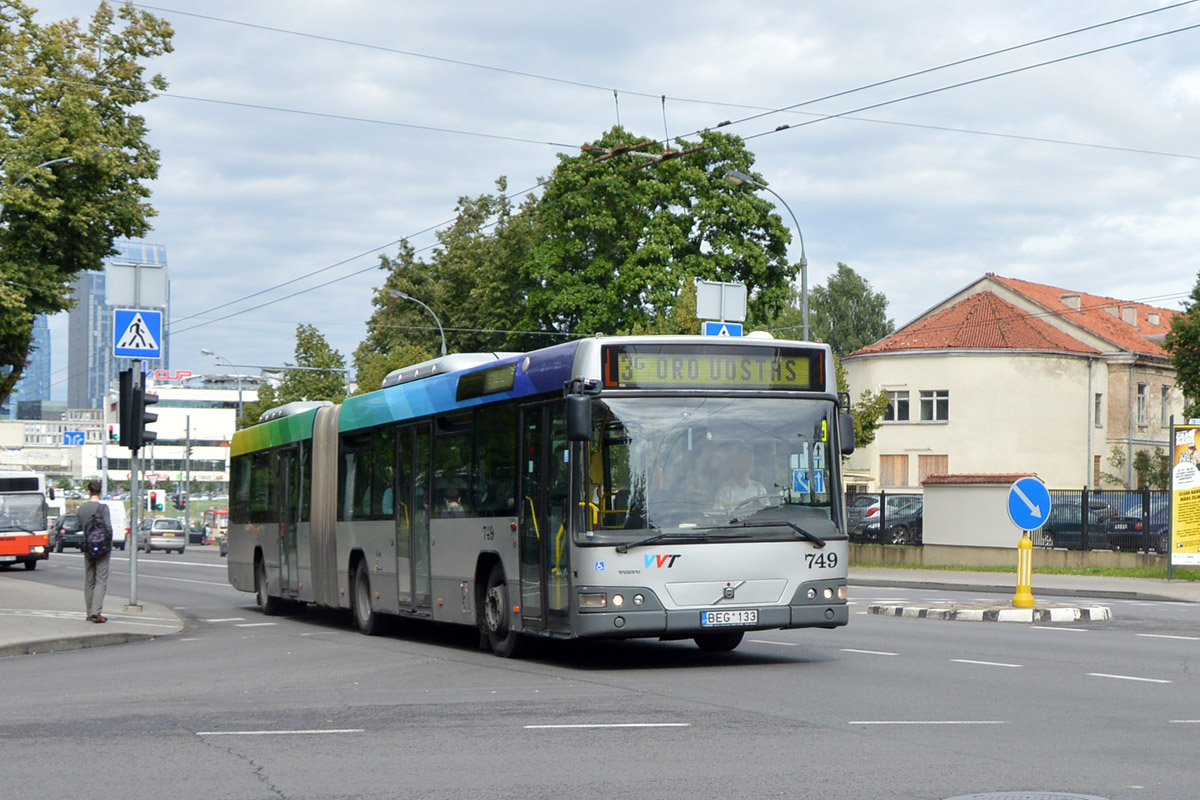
[
  {"xmin": 1105, "ymin": 495, "xmax": 1170, "ymax": 553},
  {"xmin": 137, "ymin": 517, "xmax": 187, "ymax": 554},
  {"xmin": 851, "ymin": 494, "xmax": 924, "ymax": 545},
  {"xmin": 1039, "ymin": 499, "xmax": 1117, "ymax": 550},
  {"xmin": 52, "ymin": 513, "xmax": 81, "ymax": 552},
  {"xmin": 846, "ymin": 493, "xmax": 879, "ymax": 529}
]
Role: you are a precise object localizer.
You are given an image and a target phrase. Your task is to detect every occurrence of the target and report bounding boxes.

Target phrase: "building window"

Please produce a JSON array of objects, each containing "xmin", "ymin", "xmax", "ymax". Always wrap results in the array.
[
  {"xmin": 919, "ymin": 390, "xmax": 949, "ymax": 422},
  {"xmin": 1162, "ymin": 385, "xmax": 1171, "ymax": 425},
  {"xmin": 879, "ymin": 454, "xmax": 909, "ymax": 487},
  {"xmin": 918, "ymin": 454, "xmax": 948, "ymax": 483},
  {"xmin": 884, "ymin": 390, "xmax": 909, "ymax": 422},
  {"xmin": 1136, "ymin": 383, "xmax": 1147, "ymax": 426},
  {"xmin": 1094, "ymin": 393, "xmax": 1103, "ymax": 428}
]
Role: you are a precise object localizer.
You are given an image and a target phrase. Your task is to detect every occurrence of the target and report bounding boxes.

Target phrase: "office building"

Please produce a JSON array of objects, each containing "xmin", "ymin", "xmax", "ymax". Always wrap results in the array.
[{"xmin": 2, "ymin": 314, "xmax": 50, "ymax": 419}]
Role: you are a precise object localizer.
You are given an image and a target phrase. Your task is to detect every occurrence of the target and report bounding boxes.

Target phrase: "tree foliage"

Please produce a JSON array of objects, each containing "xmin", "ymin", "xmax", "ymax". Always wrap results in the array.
[
  {"xmin": 802, "ymin": 263, "xmax": 894, "ymax": 356},
  {"xmin": 355, "ymin": 130, "xmax": 796, "ymax": 378},
  {"xmin": 1165, "ymin": 270, "xmax": 1200, "ymax": 418},
  {"xmin": 0, "ymin": 1, "xmax": 172, "ymax": 402},
  {"xmin": 240, "ymin": 324, "xmax": 346, "ymax": 426}
]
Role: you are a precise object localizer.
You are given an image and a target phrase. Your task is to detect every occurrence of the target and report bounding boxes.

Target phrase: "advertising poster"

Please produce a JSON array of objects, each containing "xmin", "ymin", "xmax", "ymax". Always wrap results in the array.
[{"xmin": 1170, "ymin": 424, "xmax": 1200, "ymax": 565}]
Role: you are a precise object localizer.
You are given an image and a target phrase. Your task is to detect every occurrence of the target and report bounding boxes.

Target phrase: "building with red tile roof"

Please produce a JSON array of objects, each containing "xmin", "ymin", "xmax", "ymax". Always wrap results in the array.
[{"xmin": 842, "ymin": 274, "xmax": 1183, "ymax": 493}]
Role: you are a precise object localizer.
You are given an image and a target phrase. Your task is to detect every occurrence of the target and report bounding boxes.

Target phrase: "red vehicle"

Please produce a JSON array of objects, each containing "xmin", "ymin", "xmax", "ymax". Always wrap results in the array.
[{"xmin": 0, "ymin": 471, "xmax": 52, "ymax": 570}]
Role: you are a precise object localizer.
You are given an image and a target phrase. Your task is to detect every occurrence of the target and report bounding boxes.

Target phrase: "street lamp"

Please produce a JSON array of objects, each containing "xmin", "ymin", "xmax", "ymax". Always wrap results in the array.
[
  {"xmin": 387, "ymin": 289, "xmax": 447, "ymax": 357},
  {"xmin": 0, "ymin": 156, "xmax": 76, "ymax": 220},
  {"xmin": 200, "ymin": 348, "xmax": 242, "ymax": 419},
  {"xmin": 723, "ymin": 169, "xmax": 809, "ymax": 341}
]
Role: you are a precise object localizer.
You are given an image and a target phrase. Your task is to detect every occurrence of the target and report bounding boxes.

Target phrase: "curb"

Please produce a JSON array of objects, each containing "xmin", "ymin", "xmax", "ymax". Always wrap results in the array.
[
  {"xmin": 868, "ymin": 604, "xmax": 1112, "ymax": 623},
  {"xmin": 852, "ymin": 577, "xmax": 1167, "ymax": 603},
  {"xmin": 0, "ymin": 631, "xmax": 162, "ymax": 659}
]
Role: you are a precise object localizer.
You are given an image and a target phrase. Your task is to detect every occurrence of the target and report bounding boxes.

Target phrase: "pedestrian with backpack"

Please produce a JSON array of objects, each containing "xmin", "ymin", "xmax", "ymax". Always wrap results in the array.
[{"xmin": 77, "ymin": 480, "xmax": 113, "ymax": 623}]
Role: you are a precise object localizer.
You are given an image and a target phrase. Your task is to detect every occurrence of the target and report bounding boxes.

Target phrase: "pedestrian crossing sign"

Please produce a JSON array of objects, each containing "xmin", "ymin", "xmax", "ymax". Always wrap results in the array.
[{"xmin": 113, "ymin": 308, "xmax": 162, "ymax": 359}]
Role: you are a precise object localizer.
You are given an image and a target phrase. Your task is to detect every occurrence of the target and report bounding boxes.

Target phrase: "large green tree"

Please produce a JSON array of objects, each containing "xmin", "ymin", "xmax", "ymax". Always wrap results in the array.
[
  {"xmin": 521, "ymin": 126, "xmax": 795, "ymax": 336},
  {"xmin": 0, "ymin": 0, "xmax": 172, "ymax": 402},
  {"xmin": 1165, "ymin": 270, "xmax": 1200, "ymax": 418},
  {"xmin": 775, "ymin": 263, "xmax": 894, "ymax": 357},
  {"xmin": 241, "ymin": 324, "xmax": 346, "ymax": 426}
]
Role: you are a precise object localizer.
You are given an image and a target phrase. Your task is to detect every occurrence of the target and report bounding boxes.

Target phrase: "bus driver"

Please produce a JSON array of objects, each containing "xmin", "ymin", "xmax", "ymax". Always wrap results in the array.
[{"xmin": 715, "ymin": 446, "xmax": 767, "ymax": 511}]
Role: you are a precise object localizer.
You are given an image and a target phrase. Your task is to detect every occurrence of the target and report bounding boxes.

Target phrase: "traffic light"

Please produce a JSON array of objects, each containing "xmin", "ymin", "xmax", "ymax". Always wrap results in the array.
[
  {"xmin": 108, "ymin": 424, "xmax": 118, "ymax": 441},
  {"xmin": 118, "ymin": 369, "xmax": 134, "ymax": 448},
  {"xmin": 148, "ymin": 491, "xmax": 159, "ymax": 512},
  {"xmin": 129, "ymin": 383, "xmax": 159, "ymax": 451}
]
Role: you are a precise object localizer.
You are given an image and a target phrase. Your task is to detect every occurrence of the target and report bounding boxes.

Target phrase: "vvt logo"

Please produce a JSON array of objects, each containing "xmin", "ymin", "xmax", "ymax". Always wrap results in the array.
[{"xmin": 644, "ymin": 553, "xmax": 681, "ymax": 568}]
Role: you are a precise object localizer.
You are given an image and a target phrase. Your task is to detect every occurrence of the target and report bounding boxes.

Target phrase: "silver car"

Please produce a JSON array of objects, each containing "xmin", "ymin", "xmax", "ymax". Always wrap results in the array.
[{"xmin": 138, "ymin": 517, "xmax": 187, "ymax": 554}]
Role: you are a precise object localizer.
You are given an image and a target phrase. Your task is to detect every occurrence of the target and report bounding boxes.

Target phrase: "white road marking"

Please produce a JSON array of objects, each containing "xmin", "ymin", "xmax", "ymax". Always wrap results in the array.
[
  {"xmin": 1030, "ymin": 625, "xmax": 1088, "ymax": 632},
  {"xmin": 1170, "ymin": 720, "xmax": 1200, "ymax": 723},
  {"xmin": 300, "ymin": 631, "xmax": 341, "ymax": 636},
  {"xmin": 841, "ymin": 648, "xmax": 897, "ymax": 656},
  {"xmin": 849, "ymin": 724, "xmax": 1008, "ymax": 729},
  {"xmin": 952, "ymin": 659, "xmax": 1022, "ymax": 668},
  {"xmin": 749, "ymin": 639, "xmax": 798, "ymax": 646},
  {"xmin": 1136, "ymin": 633, "xmax": 1200, "ymax": 641},
  {"xmin": 524, "ymin": 723, "xmax": 689, "ymax": 729},
  {"xmin": 197, "ymin": 729, "xmax": 364, "ymax": 736},
  {"xmin": 204, "ymin": 617, "xmax": 246, "ymax": 623},
  {"xmin": 235, "ymin": 622, "xmax": 277, "ymax": 628},
  {"xmin": 1088, "ymin": 672, "xmax": 1171, "ymax": 684}
]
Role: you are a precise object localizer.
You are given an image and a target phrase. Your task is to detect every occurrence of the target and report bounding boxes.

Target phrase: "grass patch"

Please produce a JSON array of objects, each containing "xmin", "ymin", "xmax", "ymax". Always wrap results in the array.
[{"xmin": 851, "ymin": 561, "xmax": 1200, "ymax": 581}]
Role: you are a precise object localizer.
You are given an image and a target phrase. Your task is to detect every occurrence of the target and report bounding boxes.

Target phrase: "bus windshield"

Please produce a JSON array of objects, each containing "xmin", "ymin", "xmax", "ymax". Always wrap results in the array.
[
  {"xmin": 583, "ymin": 395, "xmax": 843, "ymax": 544},
  {"xmin": 0, "ymin": 494, "xmax": 48, "ymax": 533}
]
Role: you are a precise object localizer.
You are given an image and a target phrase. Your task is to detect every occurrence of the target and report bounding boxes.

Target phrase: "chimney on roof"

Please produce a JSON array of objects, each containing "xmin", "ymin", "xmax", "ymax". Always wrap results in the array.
[
  {"xmin": 1121, "ymin": 305, "xmax": 1138, "ymax": 326},
  {"xmin": 1060, "ymin": 294, "xmax": 1081, "ymax": 311},
  {"xmin": 1105, "ymin": 305, "xmax": 1119, "ymax": 318},
  {"xmin": 1147, "ymin": 311, "xmax": 1160, "ymax": 326}
]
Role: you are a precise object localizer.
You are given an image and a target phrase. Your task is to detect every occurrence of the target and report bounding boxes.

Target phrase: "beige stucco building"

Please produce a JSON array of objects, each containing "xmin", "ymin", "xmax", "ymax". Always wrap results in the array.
[{"xmin": 843, "ymin": 274, "xmax": 1184, "ymax": 492}]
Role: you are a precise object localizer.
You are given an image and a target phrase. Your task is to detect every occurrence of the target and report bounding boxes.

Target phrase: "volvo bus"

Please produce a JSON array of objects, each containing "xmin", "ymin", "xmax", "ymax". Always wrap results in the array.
[
  {"xmin": 227, "ymin": 334, "xmax": 855, "ymax": 656},
  {"xmin": 0, "ymin": 471, "xmax": 52, "ymax": 570}
]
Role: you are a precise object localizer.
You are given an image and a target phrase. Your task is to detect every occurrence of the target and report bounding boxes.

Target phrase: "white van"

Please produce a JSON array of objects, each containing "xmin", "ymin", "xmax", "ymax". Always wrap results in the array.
[{"xmin": 100, "ymin": 500, "xmax": 129, "ymax": 550}]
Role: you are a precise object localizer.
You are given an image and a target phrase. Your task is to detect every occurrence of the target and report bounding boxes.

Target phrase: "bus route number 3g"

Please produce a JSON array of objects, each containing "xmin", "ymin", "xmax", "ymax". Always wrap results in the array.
[{"xmin": 805, "ymin": 552, "xmax": 838, "ymax": 569}]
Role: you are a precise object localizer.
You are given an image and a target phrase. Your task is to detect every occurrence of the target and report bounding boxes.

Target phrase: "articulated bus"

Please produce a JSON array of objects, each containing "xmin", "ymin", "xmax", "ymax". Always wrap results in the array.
[
  {"xmin": 227, "ymin": 334, "xmax": 855, "ymax": 656},
  {"xmin": 0, "ymin": 470, "xmax": 52, "ymax": 570}
]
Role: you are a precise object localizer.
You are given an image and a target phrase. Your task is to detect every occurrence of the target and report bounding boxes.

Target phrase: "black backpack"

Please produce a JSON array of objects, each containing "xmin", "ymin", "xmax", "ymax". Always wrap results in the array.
[{"xmin": 83, "ymin": 506, "xmax": 112, "ymax": 558}]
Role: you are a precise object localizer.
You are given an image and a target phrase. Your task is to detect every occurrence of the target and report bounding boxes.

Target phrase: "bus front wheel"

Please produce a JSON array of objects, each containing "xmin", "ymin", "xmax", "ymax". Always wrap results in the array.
[
  {"xmin": 353, "ymin": 561, "xmax": 380, "ymax": 636},
  {"xmin": 483, "ymin": 563, "xmax": 524, "ymax": 658}
]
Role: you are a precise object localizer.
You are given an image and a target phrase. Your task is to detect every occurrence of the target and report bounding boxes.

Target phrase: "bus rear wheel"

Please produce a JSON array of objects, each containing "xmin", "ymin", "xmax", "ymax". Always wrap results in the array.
[
  {"xmin": 482, "ymin": 563, "xmax": 524, "ymax": 658},
  {"xmin": 353, "ymin": 561, "xmax": 380, "ymax": 636},
  {"xmin": 694, "ymin": 630, "xmax": 744, "ymax": 652},
  {"xmin": 255, "ymin": 559, "xmax": 283, "ymax": 616}
]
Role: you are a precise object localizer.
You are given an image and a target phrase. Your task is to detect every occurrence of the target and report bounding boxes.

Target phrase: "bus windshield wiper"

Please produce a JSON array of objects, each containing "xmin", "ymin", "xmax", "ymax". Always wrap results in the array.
[
  {"xmin": 615, "ymin": 529, "xmax": 752, "ymax": 553},
  {"xmin": 728, "ymin": 520, "xmax": 826, "ymax": 549}
]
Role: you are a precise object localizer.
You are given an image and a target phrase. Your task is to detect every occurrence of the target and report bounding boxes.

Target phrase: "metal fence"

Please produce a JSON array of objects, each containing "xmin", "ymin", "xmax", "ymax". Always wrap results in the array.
[
  {"xmin": 1043, "ymin": 488, "xmax": 1171, "ymax": 554},
  {"xmin": 846, "ymin": 487, "xmax": 1170, "ymax": 552}
]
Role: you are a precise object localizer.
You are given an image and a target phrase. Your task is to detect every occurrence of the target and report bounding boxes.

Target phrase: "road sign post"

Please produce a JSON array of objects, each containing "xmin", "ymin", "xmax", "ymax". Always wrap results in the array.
[{"xmin": 1007, "ymin": 476, "xmax": 1051, "ymax": 609}]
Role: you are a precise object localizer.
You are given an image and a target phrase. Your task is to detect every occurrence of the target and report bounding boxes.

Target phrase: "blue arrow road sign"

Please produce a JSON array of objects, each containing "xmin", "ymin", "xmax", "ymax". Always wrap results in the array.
[
  {"xmin": 1007, "ymin": 476, "xmax": 1052, "ymax": 531},
  {"xmin": 63, "ymin": 431, "xmax": 85, "ymax": 446},
  {"xmin": 113, "ymin": 309, "xmax": 162, "ymax": 359},
  {"xmin": 702, "ymin": 321, "xmax": 743, "ymax": 337}
]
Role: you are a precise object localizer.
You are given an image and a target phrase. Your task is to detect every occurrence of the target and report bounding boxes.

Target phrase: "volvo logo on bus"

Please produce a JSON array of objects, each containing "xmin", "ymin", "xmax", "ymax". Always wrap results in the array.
[{"xmin": 723, "ymin": 586, "xmax": 736, "ymax": 599}]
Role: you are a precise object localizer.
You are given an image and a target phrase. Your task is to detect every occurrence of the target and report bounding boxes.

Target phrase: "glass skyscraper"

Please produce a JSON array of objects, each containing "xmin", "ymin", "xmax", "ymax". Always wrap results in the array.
[
  {"xmin": 3, "ymin": 314, "xmax": 50, "ymax": 418},
  {"xmin": 67, "ymin": 240, "xmax": 169, "ymax": 409}
]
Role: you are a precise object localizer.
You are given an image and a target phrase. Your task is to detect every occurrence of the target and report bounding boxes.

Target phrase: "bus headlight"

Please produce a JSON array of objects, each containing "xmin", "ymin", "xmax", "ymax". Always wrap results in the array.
[
  {"xmin": 838, "ymin": 585, "xmax": 848, "ymax": 600},
  {"xmin": 612, "ymin": 594, "xmax": 625, "ymax": 607},
  {"xmin": 579, "ymin": 592, "xmax": 607, "ymax": 609},
  {"xmin": 823, "ymin": 587, "xmax": 834, "ymax": 600},
  {"xmin": 633, "ymin": 594, "xmax": 645, "ymax": 606}
]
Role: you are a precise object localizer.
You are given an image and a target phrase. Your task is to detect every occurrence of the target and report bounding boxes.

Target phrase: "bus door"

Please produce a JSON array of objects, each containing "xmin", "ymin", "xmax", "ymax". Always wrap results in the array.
[
  {"xmin": 395, "ymin": 424, "xmax": 432, "ymax": 611},
  {"xmin": 519, "ymin": 403, "xmax": 570, "ymax": 633},
  {"xmin": 276, "ymin": 445, "xmax": 301, "ymax": 593}
]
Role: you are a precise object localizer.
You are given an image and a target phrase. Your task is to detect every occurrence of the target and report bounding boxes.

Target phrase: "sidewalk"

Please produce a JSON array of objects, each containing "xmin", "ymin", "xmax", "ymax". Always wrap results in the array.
[
  {"xmin": 0, "ymin": 575, "xmax": 185, "ymax": 659},
  {"xmin": 851, "ymin": 567, "xmax": 1200, "ymax": 603}
]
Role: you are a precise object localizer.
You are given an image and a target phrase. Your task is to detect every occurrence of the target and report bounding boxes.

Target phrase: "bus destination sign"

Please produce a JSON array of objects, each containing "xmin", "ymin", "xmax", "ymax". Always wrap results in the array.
[{"xmin": 602, "ymin": 344, "xmax": 825, "ymax": 391}]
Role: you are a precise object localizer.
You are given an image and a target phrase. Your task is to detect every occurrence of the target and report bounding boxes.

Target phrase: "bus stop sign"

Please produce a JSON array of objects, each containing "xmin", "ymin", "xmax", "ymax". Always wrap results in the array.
[{"xmin": 1007, "ymin": 476, "xmax": 1051, "ymax": 531}]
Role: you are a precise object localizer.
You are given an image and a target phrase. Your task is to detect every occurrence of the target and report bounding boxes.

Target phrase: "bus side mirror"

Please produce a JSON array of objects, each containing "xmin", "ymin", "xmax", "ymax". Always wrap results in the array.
[
  {"xmin": 48, "ymin": 487, "xmax": 56, "ymax": 500},
  {"xmin": 839, "ymin": 412, "xmax": 855, "ymax": 455},
  {"xmin": 566, "ymin": 395, "xmax": 591, "ymax": 442}
]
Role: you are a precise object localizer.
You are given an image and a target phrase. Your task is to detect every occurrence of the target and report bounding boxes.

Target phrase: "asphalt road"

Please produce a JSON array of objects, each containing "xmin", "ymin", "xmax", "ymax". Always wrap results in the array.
[{"xmin": 4, "ymin": 554, "xmax": 1198, "ymax": 800}]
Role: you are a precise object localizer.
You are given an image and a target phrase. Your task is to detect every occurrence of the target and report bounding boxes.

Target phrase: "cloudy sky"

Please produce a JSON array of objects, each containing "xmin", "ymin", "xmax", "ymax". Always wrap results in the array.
[{"xmin": 34, "ymin": 0, "xmax": 1200, "ymax": 397}]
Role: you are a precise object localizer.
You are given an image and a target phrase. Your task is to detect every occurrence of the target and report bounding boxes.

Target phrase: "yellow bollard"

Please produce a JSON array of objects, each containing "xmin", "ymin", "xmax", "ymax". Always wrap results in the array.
[{"xmin": 1012, "ymin": 532, "xmax": 1035, "ymax": 608}]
